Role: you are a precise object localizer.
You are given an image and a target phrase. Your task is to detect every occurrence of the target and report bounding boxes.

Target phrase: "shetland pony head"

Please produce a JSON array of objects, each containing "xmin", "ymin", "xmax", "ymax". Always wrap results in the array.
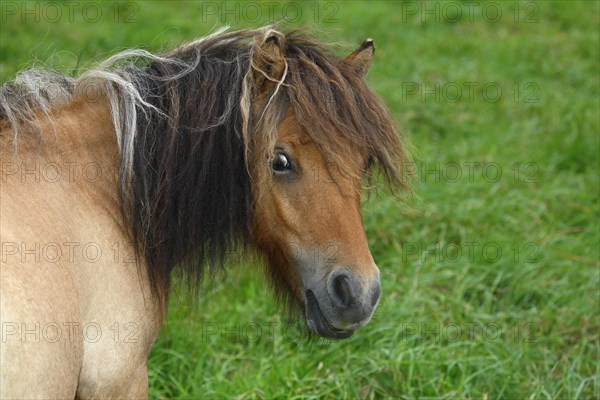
[
  {"xmin": 242, "ymin": 30, "xmax": 409, "ymax": 338},
  {"xmin": 0, "ymin": 27, "xmax": 409, "ymax": 339}
]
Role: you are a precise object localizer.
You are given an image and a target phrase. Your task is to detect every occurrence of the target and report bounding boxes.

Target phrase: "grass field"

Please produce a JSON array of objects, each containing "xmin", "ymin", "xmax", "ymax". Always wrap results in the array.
[{"xmin": 1, "ymin": 1, "xmax": 598, "ymax": 398}]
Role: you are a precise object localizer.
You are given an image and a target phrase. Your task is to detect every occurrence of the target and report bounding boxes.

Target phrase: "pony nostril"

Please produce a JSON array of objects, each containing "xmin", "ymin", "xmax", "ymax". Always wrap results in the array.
[{"xmin": 332, "ymin": 274, "xmax": 354, "ymax": 308}]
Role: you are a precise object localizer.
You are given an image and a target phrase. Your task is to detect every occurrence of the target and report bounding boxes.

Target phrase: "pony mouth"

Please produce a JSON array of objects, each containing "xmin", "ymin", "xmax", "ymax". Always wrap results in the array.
[{"xmin": 305, "ymin": 290, "xmax": 354, "ymax": 339}]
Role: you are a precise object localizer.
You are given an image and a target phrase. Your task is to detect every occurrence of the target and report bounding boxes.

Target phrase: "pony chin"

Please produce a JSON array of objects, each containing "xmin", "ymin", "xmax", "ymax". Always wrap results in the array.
[{"xmin": 305, "ymin": 290, "xmax": 354, "ymax": 339}]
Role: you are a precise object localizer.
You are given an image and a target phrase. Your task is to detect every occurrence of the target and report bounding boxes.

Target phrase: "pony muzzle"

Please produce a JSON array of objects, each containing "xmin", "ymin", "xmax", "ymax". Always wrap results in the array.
[{"xmin": 304, "ymin": 268, "xmax": 381, "ymax": 339}]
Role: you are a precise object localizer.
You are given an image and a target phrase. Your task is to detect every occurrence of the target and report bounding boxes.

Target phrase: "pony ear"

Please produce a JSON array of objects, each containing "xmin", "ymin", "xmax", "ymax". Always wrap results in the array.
[
  {"xmin": 249, "ymin": 29, "xmax": 287, "ymax": 96},
  {"xmin": 345, "ymin": 39, "xmax": 375, "ymax": 77}
]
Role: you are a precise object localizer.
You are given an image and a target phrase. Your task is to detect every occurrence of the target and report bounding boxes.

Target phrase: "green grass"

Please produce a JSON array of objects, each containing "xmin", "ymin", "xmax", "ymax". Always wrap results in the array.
[{"xmin": 2, "ymin": 1, "xmax": 598, "ymax": 398}]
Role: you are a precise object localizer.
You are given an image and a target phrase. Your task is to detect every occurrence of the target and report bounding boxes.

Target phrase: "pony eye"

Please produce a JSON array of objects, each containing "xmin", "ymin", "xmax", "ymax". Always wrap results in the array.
[{"xmin": 272, "ymin": 152, "xmax": 292, "ymax": 173}]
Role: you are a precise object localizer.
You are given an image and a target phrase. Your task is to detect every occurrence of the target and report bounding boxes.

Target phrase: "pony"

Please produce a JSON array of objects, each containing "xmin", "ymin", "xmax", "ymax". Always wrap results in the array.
[{"xmin": 0, "ymin": 27, "xmax": 409, "ymax": 397}]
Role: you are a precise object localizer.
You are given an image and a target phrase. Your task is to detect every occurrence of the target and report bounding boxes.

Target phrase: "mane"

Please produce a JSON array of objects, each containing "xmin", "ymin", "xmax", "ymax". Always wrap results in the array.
[{"xmin": 0, "ymin": 27, "xmax": 410, "ymax": 308}]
